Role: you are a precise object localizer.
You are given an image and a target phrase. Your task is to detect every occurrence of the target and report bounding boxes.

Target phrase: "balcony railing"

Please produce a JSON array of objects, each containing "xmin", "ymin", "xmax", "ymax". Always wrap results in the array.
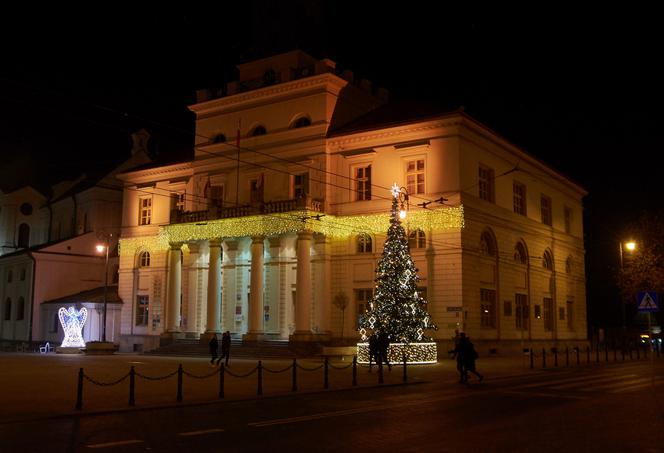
[{"xmin": 170, "ymin": 196, "xmax": 323, "ymax": 225}]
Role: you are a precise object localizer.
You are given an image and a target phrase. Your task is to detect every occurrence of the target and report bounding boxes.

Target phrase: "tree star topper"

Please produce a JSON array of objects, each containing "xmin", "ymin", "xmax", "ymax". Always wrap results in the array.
[{"xmin": 391, "ymin": 183, "xmax": 401, "ymax": 198}]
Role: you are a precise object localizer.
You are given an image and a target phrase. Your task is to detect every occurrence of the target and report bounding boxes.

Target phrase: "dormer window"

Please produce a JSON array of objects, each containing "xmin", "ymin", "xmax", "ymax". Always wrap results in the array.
[
  {"xmin": 293, "ymin": 117, "xmax": 311, "ymax": 128},
  {"xmin": 251, "ymin": 125, "xmax": 267, "ymax": 137}
]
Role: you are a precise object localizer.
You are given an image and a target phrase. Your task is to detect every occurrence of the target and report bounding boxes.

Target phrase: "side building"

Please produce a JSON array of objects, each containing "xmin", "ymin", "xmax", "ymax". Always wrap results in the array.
[{"xmin": 116, "ymin": 51, "xmax": 587, "ymax": 354}]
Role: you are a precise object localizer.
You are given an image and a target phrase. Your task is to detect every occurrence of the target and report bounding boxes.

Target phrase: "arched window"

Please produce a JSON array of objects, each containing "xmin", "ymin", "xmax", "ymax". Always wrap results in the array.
[
  {"xmin": 543, "ymin": 250, "xmax": 554, "ymax": 271},
  {"xmin": 565, "ymin": 256, "xmax": 573, "ymax": 274},
  {"xmin": 514, "ymin": 242, "xmax": 528, "ymax": 265},
  {"xmin": 250, "ymin": 125, "xmax": 267, "ymax": 136},
  {"xmin": 16, "ymin": 297, "xmax": 24, "ymax": 321},
  {"xmin": 4, "ymin": 298, "xmax": 11, "ymax": 321},
  {"xmin": 18, "ymin": 223, "xmax": 30, "ymax": 248},
  {"xmin": 408, "ymin": 229, "xmax": 426, "ymax": 249},
  {"xmin": 480, "ymin": 231, "xmax": 497, "ymax": 257},
  {"xmin": 212, "ymin": 133, "xmax": 226, "ymax": 144},
  {"xmin": 357, "ymin": 234, "xmax": 373, "ymax": 254},
  {"xmin": 292, "ymin": 116, "xmax": 311, "ymax": 128},
  {"xmin": 139, "ymin": 251, "xmax": 151, "ymax": 267}
]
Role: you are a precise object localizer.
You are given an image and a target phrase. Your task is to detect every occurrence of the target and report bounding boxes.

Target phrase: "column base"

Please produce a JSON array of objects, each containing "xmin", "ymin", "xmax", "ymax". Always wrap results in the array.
[
  {"xmin": 243, "ymin": 332, "xmax": 267, "ymax": 342},
  {"xmin": 200, "ymin": 331, "xmax": 221, "ymax": 345},
  {"xmin": 160, "ymin": 331, "xmax": 185, "ymax": 346},
  {"xmin": 289, "ymin": 331, "xmax": 318, "ymax": 342}
]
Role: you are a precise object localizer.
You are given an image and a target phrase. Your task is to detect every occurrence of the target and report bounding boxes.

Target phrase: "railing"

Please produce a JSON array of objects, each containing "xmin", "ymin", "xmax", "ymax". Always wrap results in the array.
[{"xmin": 170, "ymin": 197, "xmax": 323, "ymax": 224}]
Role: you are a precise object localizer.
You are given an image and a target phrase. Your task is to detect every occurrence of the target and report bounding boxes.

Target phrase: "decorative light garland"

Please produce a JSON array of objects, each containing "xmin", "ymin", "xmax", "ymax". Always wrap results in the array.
[
  {"xmin": 58, "ymin": 307, "xmax": 88, "ymax": 348},
  {"xmin": 119, "ymin": 206, "xmax": 464, "ymax": 257},
  {"xmin": 357, "ymin": 342, "xmax": 438, "ymax": 364}
]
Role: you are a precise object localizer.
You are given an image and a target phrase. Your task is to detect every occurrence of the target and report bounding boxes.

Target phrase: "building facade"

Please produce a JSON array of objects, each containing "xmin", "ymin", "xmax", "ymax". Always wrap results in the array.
[{"xmin": 117, "ymin": 51, "xmax": 587, "ymax": 354}]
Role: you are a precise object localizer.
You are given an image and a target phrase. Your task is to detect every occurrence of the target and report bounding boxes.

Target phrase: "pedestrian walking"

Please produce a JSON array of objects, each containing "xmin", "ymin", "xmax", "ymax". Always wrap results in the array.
[
  {"xmin": 450, "ymin": 332, "xmax": 469, "ymax": 383},
  {"xmin": 217, "ymin": 331, "xmax": 231, "ymax": 366},
  {"xmin": 368, "ymin": 334, "xmax": 379, "ymax": 372},
  {"xmin": 377, "ymin": 331, "xmax": 392, "ymax": 372},
  {"xmin": 209, "ymin": 334, "xmax": 219, "ymax": 365},
  {"xmin": 462, "ymin": 335, "xmax": 483, "ymax": 383}
]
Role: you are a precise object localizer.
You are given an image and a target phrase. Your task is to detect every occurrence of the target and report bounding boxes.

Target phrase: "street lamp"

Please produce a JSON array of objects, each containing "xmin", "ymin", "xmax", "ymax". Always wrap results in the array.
[
  {"xmin": 391, "ymin": 183, "xmax": 409, "ymax": 219},
  {"xmin": 96, "ymin": 236, "xmax": 111, "ymax": 342},
  {"xmin": 619, "ymin": 240, "xmax": 637, "ymax": 332}
]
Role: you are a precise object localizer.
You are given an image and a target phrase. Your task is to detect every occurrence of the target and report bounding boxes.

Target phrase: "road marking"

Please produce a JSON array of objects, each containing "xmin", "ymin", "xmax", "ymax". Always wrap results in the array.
[
  {"xmin": 178, "ymin": 428, "xmax": 225, "ymax": 437},
  {"xmin": 86, "ymin": 439, "xmax": 144, "ymax": 449},
  {"xmin": 249, "ymin": 392, "xmax": 468, "ymax": 427}
]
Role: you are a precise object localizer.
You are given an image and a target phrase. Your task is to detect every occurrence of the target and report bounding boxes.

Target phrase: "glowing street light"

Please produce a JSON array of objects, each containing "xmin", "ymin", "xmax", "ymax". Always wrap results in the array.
[
  {"xmin": 619, "ymin": 240, "xmax": 637, "ymax": 332},
  {"xmin": 96, "ymin": 235, "xmax": 112, "ymax": 342},
  {"xmin": 391, "ymin": 183, "xmax": 409, "ymax": 219}
]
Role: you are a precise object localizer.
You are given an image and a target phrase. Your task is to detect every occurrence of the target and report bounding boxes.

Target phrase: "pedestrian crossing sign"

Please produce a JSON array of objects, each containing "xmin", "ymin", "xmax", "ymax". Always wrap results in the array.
[{"xmin": 636, "ymin": 292, "xmax": 659, "ymax": 312}]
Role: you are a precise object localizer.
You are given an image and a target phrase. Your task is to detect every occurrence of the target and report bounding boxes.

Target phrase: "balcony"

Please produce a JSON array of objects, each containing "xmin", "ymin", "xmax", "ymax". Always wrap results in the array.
[{"xmin": 170, "ymin": 196, "xmax": 323, "ymax": 225}]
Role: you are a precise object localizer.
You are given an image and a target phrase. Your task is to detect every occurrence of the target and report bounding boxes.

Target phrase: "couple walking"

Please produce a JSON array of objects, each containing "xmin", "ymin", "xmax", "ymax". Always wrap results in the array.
[
  {"xmin": 451, "ymin": 331, "xmax": 483, "ymax": 383},
  {"xmin": 209, "ymin": 331, "xmax": 231, "ymax": 366}
]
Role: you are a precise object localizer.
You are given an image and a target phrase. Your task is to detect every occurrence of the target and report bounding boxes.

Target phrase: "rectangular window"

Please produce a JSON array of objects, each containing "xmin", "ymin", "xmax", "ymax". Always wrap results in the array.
[
  {"xmin": 209, "ymin": 186, "xmax": 224, "ymax": 209},
  {"xmin": 541, "ymin": 194, "xmax": 552, "ymax": 226},
  {"xmin": 515, "ymin": 294, "xmax": 528, "ymax": 330},
  {"xmin": 139, "ymin": 197, "xmax": 152, "ymax": 225},
  {"xmin": 135, "ymin": 295, "xmax": 149, "ymax": 326},
  {"xmin": 355, "ymin": 165, "xmax": 372, "ymax": 201},
  {"xmin": 564, "ymin": 206, "xmax": 572, "ymax": 234},
  {"xmin": 480, "ymin": 288, "xmax": 496, "ymax": 328},
  {"xmin": 356, "ymin": 288, "xmax": 373, "ymax": 328},
  {"xmin": 293, "ymin": 173, "xmax": 309, "ymax": 199},
  {"xmin": 504, "ymin": 300, "xmax": 512, "ymax": 316},
  {"xmin": 478, "ymin": 165, "xmax": 495, "ymax": 203},
  {"xmin": 566, "ymin": 300, "xmax": 574, "ymax": 329},
  {"xmin": 406, "ymin": 159, "xmax": 425, "ymax": 194},
  {"xmin": 543, "ymin": 298, "xmax": 553, "ymax": 331},
  {"xmin": 534, "ymin": 305, "xmax": 541, "ymax": 319},
  {"xmin": 558, "ymin": 306, "xmax": 566, "ymax": 321},
  {"xmin": 513, "ymin": 182, "xmax": 526, "ymax": 216},
  {"xmin": 172, "ymin": 191, "xmax": 186, "ymax": 212},
  {"xmin": 250, "ymin": 175, "xmax": 264, "ymax": 204}
]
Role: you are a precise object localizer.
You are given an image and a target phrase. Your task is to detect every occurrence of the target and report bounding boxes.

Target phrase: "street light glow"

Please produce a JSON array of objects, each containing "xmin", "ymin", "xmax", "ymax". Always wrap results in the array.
[
  {"xmin": 96, "ymin": 244, "xmax": 106, "ymax": 253},
  {"xmin": 625, "ymin": 241, "xmax": 636, "ymax": 251}
]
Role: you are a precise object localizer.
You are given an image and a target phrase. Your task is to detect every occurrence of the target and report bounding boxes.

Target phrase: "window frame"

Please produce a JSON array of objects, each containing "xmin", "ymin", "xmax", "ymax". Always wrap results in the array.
[
  {"xmin": 354, "ymin": 164, "xmax": 372, "ymax": 201},
  {"xmin": 541, "ymin": 194, "xmax": 552, "ymax": 226},
  {"xmin": 513, "ymin": 181, "xmax": 527, "ymax": 216},
  {"xmin": 543, "ymin": 297, "xmax": 554, "ymax": 331},
  {"xmin": 515, "ymin": 294, "xmax": 528, "ymax": 330},
  {"xmin": 356, "ymin": 233, "xmax": 373, "ymax": 254},
  {"xmin": 405, "ymin": 158, "xmax": 426, "ymax": 195},
  {"xmin": 480, "ymin": 288, "xmax": 496, "ymax": 329},
  {"xmin": 135, "ymin": 295, "xmax": 150, "ymax": 326},
  {"xmin": 139, "ymin": 196, "xmax": 153, "ymax": 226},
  {"xmin": 408, "ymin": 229, "xmax": 426, "ymax": 249},
  {"xmin": 478, "ymin": 164, "xmax": 495, "ymax": 203}
]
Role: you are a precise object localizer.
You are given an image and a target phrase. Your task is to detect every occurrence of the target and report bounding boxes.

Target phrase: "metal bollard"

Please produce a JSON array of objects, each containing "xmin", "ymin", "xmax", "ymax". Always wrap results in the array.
[
  {"xmin": 352, "ymin": 356, "xmax": 358, "ymax": 386},
  {"xmin": 595, "ymin": 346, "xmax": 600, "ymax": 363},
  {"xmin": 219, "ymin": 364, "xmax": 225, "ymax": 399},
  {"xmin": 542, "ymin": 348, "xmax": 547, "ymax": 368},
  {"xmin": 257, "ymin": 361, "xmax": 263, "ymax": 396},
  {"xmin": 128, "ymin": 366, "xmax": 136, "ymax": 406},
  {"xmin": 566, "ymin": 347, "xmax": 569, "ymax": 367},
  {"xmin": 403, "ymin": 354, "xmax": 408, "ymax": 383},
  {"xmin": 292, "ymin": 359, "xmax": 297, "ymax": 392},
  {"xmin": 530, "ymin": 349, "xmax": 534, "ymax": 369},
  {"xmin": 324, "ymin": 357, "xmax": 329, "ymax": 389},
  {"xmin": 176, "ymin": 364, "xmax": 183, "ymax": 403},
  {"xmin": 75, "ymin": 368, "xmax": 84, "ymax": 410}
]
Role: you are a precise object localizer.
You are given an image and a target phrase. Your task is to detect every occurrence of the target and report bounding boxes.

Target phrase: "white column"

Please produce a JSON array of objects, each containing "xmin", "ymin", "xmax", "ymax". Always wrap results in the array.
[
  {"xmin": 166, "ymin": 242, "xmax": 183, "ymax": 333},
  {"xmin": 313, "ymin": 234, "xmax": 332, "ymax": 339},
  {"xmin": 221, "ymin": 241, "xmax": 238, "ymax": 333},
  {"xmin": 292, "ymin": 231, "xmax": 313, "ymax": 341},
  {"xmin": 245, "ymin": 236, "xmax": 265, "ymax": 340},
  {"xmin": 206, "ymin": 239, "xmax": 222, "ymax": 334}
]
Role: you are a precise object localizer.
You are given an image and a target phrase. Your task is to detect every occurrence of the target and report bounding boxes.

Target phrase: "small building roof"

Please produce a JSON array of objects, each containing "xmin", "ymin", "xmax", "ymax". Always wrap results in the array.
[{"xmin": 42, "ymin": 286, "xmax": 122, "ymax": 305}]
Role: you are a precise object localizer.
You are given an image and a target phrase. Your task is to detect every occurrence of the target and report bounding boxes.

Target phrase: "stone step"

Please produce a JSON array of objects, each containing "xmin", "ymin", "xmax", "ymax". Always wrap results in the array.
[{"xmin": 145, "ymin": 339, "xmax": 301, "ymax": 359}]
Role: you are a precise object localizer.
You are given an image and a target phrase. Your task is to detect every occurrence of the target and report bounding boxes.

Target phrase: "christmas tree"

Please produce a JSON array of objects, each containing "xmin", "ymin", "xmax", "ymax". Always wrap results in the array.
[{"xmin": 359, "ymin": 184, "xmax": 437, "ymax": 344}]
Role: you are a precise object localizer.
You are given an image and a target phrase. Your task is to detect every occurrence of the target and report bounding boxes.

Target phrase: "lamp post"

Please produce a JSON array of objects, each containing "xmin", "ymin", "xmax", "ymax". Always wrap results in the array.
[
  {"xmin": 391, "ymin": 184, "xmax": 409, "ymax": 219},
  {"xmin": 96, "ymin": 236, "xmax": 111, "ymax": 342},
  {"xmin": 618, "ymin": 240, "xmax": 637, "ymax": 333}
]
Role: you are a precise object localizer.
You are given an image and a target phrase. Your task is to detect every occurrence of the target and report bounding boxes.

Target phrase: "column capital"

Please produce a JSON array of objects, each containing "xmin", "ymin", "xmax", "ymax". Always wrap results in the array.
[
  {"xmin": 209, "ymin": 238, "xmax": 222, "ymax": 248},
  {"xmin": 251, "ymin": 236, "xmax": 265, "ymax": 245},
  {"xmin": 223, "ymin": 240, "xmax": 239, "ymax": 252},
  {"xmin": 267, "ymin": 236, "xmax": 282, "ymax": 249},
  {"xmin": 314, "ymin": 233, "xmax": 329, "ymax": 245},
  {"xmin": 169, "ymin": 242, "xmax": 184, "ymax": 250},
  {"xmin": 297, "ymin": 230, "xmax": 314, "ymax": 241}
]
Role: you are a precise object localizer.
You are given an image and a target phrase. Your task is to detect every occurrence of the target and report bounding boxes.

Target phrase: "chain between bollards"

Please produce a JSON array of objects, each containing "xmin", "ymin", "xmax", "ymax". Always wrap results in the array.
[
  {"xmin": 75, "ymin": 368, "xmax": 84, "ymax": 410},
  {"xmin": 128, "ymin": 366, "xmax": 136, "ymax": 406}
]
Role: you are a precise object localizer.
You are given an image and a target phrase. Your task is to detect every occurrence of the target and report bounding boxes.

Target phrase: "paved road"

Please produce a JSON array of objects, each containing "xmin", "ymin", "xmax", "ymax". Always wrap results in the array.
[{"xmin": 1, "ymin": 360, "xmax": 662, "ymax": 452}]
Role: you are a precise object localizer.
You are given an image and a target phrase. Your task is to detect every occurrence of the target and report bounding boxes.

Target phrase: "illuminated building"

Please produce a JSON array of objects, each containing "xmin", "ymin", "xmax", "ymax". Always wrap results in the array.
[{"xmin": 117, "ymin": 51, "xmax": 587, "ymax": 353}]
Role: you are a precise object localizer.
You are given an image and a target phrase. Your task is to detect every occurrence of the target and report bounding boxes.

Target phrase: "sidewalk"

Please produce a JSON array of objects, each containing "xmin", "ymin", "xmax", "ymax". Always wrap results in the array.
[{"xmin": 0, "ymin": 352, "xmax": 536, "ymax": 423}]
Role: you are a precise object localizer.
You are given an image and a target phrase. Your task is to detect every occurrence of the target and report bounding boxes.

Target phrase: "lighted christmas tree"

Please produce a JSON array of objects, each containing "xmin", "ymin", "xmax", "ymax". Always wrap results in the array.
[{"xmin": 359, "ymin": 184, "xmax": 437, "ymax": 345}]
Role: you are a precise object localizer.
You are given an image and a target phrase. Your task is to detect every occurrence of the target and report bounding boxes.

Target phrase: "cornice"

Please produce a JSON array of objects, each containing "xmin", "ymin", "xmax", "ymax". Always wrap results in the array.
[
  {"xmin": 189, "ymin": 74, "xmax": 348, "ymax": 116},
  {"xmin": 117, "ymin": 162, "xmax": 194, "ymax": 183},
  {"xmin": 328, "ymin": 117, "xmax": 462, "ymax": 150}
]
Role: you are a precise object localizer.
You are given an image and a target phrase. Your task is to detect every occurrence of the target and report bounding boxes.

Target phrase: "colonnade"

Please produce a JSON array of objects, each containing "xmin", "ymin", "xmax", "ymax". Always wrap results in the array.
[{"xmin": 163, "ymin": 231, "xmax": 330, "ymax": 342}]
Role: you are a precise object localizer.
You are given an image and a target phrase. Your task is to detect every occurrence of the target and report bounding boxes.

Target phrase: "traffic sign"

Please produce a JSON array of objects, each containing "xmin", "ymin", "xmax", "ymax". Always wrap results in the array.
[{"xmin": 637, "ymin": 292, "xmax": 659, "ymax": 312}]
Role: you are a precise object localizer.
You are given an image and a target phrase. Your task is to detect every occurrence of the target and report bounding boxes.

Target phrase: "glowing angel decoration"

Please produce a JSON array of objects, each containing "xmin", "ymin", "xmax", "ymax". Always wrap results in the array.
[{"xmin": 58, "ymin": 307, "xmax": 88, "ymax": 348}]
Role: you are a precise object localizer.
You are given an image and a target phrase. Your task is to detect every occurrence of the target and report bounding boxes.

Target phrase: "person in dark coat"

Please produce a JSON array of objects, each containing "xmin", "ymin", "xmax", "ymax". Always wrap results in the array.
[
  {"xmin": 377, "ymin": 331, "xmax": 392, "ymax": 372},
  {"xmin": 462, "ymin": 337, "xmax": 483, "ymax": 382},
  {"xmin": 451, "ymin": 332, "xmax": 469, "ymax": 383},
  {"xmin": 209, "ymin": 334, "xmax": 219, "ymax": 365},
  {"xmin": 368, "ymin": 334, "xmax": 380, "ymax": 372},
  {"xmin": 217, "ymin": 331, "xmax": 231, "ymax": 366}
]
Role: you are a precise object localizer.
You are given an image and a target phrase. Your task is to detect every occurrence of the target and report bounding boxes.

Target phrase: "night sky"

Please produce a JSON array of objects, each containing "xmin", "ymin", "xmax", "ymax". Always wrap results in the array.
[{"xmin": 1, "ymin": 4, "xmax": 662, "ymax": 332}]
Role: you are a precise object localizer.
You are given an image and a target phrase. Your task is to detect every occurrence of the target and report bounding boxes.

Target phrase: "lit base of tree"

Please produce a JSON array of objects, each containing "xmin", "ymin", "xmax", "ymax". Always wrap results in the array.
[{"xmin": 356, "ymin": 342, "xmax": 437, "ymax": 364}]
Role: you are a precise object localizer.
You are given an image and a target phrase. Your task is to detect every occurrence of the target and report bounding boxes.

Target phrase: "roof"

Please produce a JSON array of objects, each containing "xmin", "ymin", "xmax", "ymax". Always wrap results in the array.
[{"xmin": 42, "ymin": 286, "xmax": 122, "ymax": 305}]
